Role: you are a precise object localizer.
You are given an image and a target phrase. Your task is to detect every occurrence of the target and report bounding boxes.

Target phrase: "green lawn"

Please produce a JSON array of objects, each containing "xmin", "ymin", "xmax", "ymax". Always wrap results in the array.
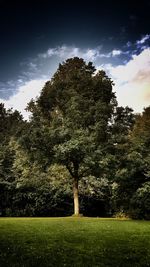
[{"xmin": 0, "ymin": 217, "xmax": 150, "ymax": 267}]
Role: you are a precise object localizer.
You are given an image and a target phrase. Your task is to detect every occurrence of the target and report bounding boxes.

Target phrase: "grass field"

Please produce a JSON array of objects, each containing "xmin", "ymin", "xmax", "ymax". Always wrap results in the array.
[{"xmin": 0, "ymin": 217, "xmax": 150, "ymax": 267}]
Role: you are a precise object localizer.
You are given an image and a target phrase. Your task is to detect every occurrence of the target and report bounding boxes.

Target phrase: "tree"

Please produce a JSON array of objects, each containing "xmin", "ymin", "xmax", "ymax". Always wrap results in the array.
[
  {"xmin": 26, "ymin": 57, "xmax": 116, "ymax": 216},
  {"xmin": 106, "ymin": 106, "xmax": 136, "ymax": 214},
  {"xmin": 112, "ymin": 106, "xmax": 150, "ymax": 217},
  {"xmin": 0, "ymin": 103, "xmax": 23, "ymax": 215},
  {"xmin": 126, "ymin": 106, "xmax": 150, "ymax": 218},
  {"xmin": 130, "ymin": 106, "xmax": 150, "ymax": 189}
]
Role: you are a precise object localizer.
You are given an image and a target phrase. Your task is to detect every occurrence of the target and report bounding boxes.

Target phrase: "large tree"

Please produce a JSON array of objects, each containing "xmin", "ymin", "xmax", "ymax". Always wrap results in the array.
[{"xmin": 26, "ymin": 57, "xmax": 116, "ymax": 216}]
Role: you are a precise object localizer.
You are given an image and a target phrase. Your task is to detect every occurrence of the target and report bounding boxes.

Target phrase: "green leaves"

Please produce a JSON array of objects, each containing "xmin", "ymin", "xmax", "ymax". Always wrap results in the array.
[{"xmin": 34, "ymin": 58, "xmax": 116, "ymax": 177}]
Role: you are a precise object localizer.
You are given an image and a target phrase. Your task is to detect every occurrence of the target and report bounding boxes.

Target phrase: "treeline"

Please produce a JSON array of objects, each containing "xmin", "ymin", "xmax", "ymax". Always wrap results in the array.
[{"xmin": 0, "ymin": 58, "xmax": 150, "ymax": 219}]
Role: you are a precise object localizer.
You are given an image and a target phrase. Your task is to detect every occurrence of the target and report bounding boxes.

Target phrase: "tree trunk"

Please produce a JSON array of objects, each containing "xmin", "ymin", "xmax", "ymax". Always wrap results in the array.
[{"xmin": 73, "ymin": 178, "xmax": 79, "ymax": 216}]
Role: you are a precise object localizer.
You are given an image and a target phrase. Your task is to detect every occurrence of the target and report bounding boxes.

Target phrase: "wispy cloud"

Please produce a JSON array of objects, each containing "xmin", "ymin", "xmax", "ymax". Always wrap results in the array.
[
  {"xmin": 125, "ymin": 34, "xmax": 150, "ymax": 54},
  {"xmin": 98, "ymin": 49, "xmax": 123, "ymax": 58},
  {"xmin": 136, "ymin": 34, "xmax": 150, "ymax": 45},
  {"xmin": 111, "ymin": 49, "xmax": 122, "ymax": 56},
  {"xmin": 39, "ymin": 45, "xmax": 123, "ymax": 61},
  {"xmin": 39, "ymin": 45, "xmax": 102, "ymax": 61}
]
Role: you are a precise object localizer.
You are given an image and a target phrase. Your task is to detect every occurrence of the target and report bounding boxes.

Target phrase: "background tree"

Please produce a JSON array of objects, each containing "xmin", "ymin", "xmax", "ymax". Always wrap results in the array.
[
  {"xmin": 108, "ymin": 106, "xmax": 135, "ymax": 214},
  {"xmin": 0, "ymin": 103, "xmax": 23, "ymax": 215},
  {"xmin": 128, "ymin": 106, "xmax": 150, "ymax": 218},
  {"xmin": 111, "ymin": 106, "xmax": 150, "ymax": 217}
]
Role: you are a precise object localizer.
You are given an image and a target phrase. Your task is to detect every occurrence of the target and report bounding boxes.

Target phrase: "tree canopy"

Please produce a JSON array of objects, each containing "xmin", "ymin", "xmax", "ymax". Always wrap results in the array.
[{"xmin": 26, "ymin": 57, "xmax": 116, "ymax": 215}]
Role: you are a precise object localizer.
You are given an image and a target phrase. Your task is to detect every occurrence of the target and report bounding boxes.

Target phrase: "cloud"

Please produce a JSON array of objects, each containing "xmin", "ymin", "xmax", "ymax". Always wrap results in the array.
[
  {"xmin": 98, "ymin": 49, "xmax": 122, "ymax": 58},
  {"xmin": 28, "ymin": 62, "xmax": 38, "ymax": 71},
  {"xmin": 111, "ymin": 49, "xmax": 122, "ymax": 56},
  {"xmin": 39, "ymin": 45, "xmax": 122, "ymax": 61},
  {"xmin": 124, "ymin": 34, "xmax": 150, "ymax": 57},
  {"xmin": 39, "ymin": 45, "xmax": 102, "ymax": 61},
  {"xmin": 135, "ymin": 34, "xmax": 150, "ymax": 52},
  {"xmin": 0, "ymin": 79, "xmax": 46, "ymax": 119},
  {"xmin": 105, "ymin": 48, "xmax": 150, "ymax": 112},
  {"xmin": 136, "ymin": 34, "xmax": 150, "ymax": 45}
]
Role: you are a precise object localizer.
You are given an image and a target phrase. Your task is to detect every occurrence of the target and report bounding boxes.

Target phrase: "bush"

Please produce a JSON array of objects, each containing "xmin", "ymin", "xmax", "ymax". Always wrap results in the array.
[{"xmin": 113, "ymin": 210, "xmax": 130, "ymax": 219}]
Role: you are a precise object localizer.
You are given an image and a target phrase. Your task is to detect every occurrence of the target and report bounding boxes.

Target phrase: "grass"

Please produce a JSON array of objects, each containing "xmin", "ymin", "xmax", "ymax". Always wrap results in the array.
[{"xmin": 0, "ymin": 217, "xmax": 150, "ymax": 267}]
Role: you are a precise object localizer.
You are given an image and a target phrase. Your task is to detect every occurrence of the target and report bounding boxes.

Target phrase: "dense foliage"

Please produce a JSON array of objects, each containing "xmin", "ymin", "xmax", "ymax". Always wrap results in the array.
[{"xmin": 0, "ymin": 58, "xmax": 149, "ymax": 219}]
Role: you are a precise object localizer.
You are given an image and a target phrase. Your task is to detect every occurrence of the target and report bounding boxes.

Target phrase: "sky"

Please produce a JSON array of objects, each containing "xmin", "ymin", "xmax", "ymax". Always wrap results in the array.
[{"xmin": 0, "ymin": 0, "xmax": 150, "ymax": 119}]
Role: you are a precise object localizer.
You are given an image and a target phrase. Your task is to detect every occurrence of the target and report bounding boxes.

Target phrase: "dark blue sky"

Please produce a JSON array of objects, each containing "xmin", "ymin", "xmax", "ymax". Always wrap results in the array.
[
  {"xmin": 0, "ymin": 0, "xmax": 149, "ymax": 77},
  {"xmin": 0, "ymin": 0, "xmax": 150, "ymax": 116}
]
